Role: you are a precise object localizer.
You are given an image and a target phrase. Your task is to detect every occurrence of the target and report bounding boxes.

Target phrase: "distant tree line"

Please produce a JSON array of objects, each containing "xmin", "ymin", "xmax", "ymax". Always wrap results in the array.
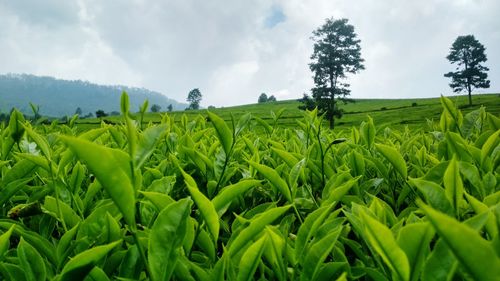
[{"xmin": 258, "ymin": 93, "xmax": 277, "ymax": 103}]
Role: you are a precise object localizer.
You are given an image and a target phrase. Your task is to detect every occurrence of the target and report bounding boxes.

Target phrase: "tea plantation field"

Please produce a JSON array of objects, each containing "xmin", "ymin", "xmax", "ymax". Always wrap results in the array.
[
  {"xmin": 76, "ymin": 93, "xmax": 499, "ymax": 132},
  {"xmin": 0, "ymin": 93, "xmax": 499, "ymax": 280}
]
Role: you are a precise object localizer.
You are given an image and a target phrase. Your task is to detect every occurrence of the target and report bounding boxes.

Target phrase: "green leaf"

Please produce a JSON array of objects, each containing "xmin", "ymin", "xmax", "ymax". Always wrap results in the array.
[
  {"xmin": 42, "ymin": 196, "xmax": 81, "ymax": 229},
  {"xmin": 360, "ymin": 116, "xmax": 375, "ymax": 148},
  {"xmin": 59, "ymin": 240, "xmax": 122, "ymax": 281},
  {"xmin": 481, "ymin": 129, "xmax": 500, "ymax": 163},
  {"xmin": 1, "ymin": 158, "xmax": 37, "ymax": 186},
  {"xmin": 440, "ymin": 95, "xmax": 462, "ymax": 127},
  {"xmin": 443, "ymin": 157, "xmax": 463, "ymax": 214},
  {"xmin": 18, "ymin": 238, "xmax": 47, "ymax": 281},
  {"xmin": 236, "ymin": 234, "xmax": 267, "ymax": 281},
  {"xmin": 119, "ymin": 245, "xmax": 142, "ymax": 280},
  {"xmin": 0, "ymin": 225, "xmax": 14, "ymax": 259},
  {"xmin": 409, "ymin": 178, "xmax": 453, "ymax": 216},
  {"xmin": 207, "ymin": 111, "xmax": 233, "ymax": 155},
  {"xmin": 134, "ymin": 124, "xmax": 167, "ymax": 169},
  {"xmin": 420, "ymin": 203, "xmax": 500, "ymax": 281},
  {"xmin": 177, "ymin": 165, "xmax": 219, "ymax": 242},
  {"xmin": 322, "ymin": 176, "xmax": 361, "ymax": 207},
  {"xmin": 0, "ymin": 263, "xmax": 27, "ymax": 281},
  {"xmin": 149, "ymin": 198, "xmax": 192, "ymax": 281},
  {"xmin": 86, "ymin": 266, "xmax": 110, "ymax": 281},
  {"xmin": 8, "ymin": 108, "xmax": 25, "ymax": 142},
  {"xmin": 397, "ymin": 223, "xmax": 434, "ymax": 281},
  {"xmin": 0, "ymin": 220, "xmax": 57, "ymax": 265},
  {"xmin": 422, "ymin": 238, "xmax": 456, "ymax": 281},
  {"xmin": 375, "ymin": 143, "xmax": 407, "ymax": 179},
  {"xmin": 60, "ymin": 136, "xmax": 136, "ymax": 229},
  {"xmin": 140, "ymin": 191, "xmax": 175, "ymax": 211},
  {"xmin": 0, "ymin": 178, "xmax": 32, "ymax": 207},
  {"xmin": 300, "ymin": 226, "xmax": 343, "ymax": 281},
  {"xmin": 23, "ymin": 125, "xmax": 51, "ymax": 158},
  {"xmin": 295, "ymin": 204, "xmax": 338, "ymax": 263},
  {"xmin": 57, "ymin": 223, "xmax": 79, "ymax": 266},
  {"xmin": 271, "ymin": 147, "xmax": 299, "ymax": 168},
  {"xmin": 212, "ymin": 180, "xmax": 261, "ymax": 216},
  {"xmin": 228, "ymin": 205, "xmax": 291, "ymax": 257},
  {"xmin": 465, "ymin": 193, "xmax": 498, "ymax": 238},
  {"xmin": 120, "ymin": 91, "xmax": 130, "ymax": 114},
  {"xmin": 360, "ymin": 210, "xmax": 410, "ymax": 281},
  {"xmin": 248, "ymin": 161, "xmax": 292, "ymax": 203}
]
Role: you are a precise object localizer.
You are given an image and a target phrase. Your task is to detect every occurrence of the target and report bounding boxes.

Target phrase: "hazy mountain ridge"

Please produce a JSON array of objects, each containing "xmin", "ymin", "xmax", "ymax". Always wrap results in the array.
[{"xmin": 0, "ymin": 73, "xmax": 187, "ymax": 116}]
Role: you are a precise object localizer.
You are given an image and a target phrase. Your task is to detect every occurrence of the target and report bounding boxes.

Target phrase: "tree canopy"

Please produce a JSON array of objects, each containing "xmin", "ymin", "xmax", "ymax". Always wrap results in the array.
[
  {"xmin": 300, "ymin": 18, "xmax": 364, "ymax": 129},
  {"xmin": 187, "ymin": 88, "xmax": 202, "ymax": 110},
  {"xmin": 444, "ymin": 35, "xmax": 490, "ymax": 106},
  {"xmin": 150, "ymin": 104, "xmax": 161, "ymax": 112}
]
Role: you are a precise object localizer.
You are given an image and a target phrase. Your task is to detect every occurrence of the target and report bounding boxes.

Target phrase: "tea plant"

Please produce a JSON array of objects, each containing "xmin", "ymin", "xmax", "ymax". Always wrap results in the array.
[{"xmin": 0, "ymin": 93, "xmax": 498, "ymax": 280}]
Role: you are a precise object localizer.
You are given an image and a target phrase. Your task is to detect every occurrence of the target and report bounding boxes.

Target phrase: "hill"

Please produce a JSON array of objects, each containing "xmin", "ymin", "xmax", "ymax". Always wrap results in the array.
[
  {"xmin": 0, "ymin": 73, "xmax": 187, "ymax": 117},
  {"xmin": 146, "ymin": 93, "xmax": 500, "ymax": 130}
]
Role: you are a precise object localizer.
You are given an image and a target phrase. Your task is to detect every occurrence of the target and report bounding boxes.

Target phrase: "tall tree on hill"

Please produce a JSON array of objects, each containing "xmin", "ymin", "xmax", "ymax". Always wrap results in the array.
[
  {"xmin": 187, "ymin": 88, "xmax": 202, "ymax": 110},
  {"xmin": 444, "ymin": 35, "xmax": 490, "ymax": 106},
  {"xmin": 300, "ymin": 18, "xmax": 364, "ymax": 129}
]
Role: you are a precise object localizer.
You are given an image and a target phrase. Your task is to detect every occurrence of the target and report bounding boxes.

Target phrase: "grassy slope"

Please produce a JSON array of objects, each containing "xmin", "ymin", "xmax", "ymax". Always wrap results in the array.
[{"xmin": 77, "ymin": 93, "xmax": 499, "ymax": 131}]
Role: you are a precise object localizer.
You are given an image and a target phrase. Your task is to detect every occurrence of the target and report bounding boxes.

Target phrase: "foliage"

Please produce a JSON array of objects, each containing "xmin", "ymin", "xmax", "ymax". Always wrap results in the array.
[
  {"xmin": 258, "ymin": 93, "xmax": 268, "ymax": 103},
  {"xmin": 95, "ymin": 109, "xmax": 107, "ymax": 118},
  {"xmin": 444, "ymin": 35, "xmax": 490, "ymax": 106},
  {"xmin": 302, "ymin": 18, "xmax": 365, "ymax": 129},
  {"xmin": 0, "ymin": 73, "xmax": 184, "ymax": 117},
  {"xmin": 151, "ymin": 104, "xmax": 162, "ymax": 113},
  {"xmin": 187, "ymin": 88, "xmax": 202, "ymax": 110},
  {"xmin": 259, "ymin": 93, "xmax": 277, "ymax": 103},
  {"xmin": 0, "ymin": 92, "xmax": 499, "ymax": 280}
]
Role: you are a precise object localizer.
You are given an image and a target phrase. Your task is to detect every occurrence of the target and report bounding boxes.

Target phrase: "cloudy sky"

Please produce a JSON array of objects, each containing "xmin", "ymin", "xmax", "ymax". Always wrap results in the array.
[{"xmin": 1, "ymin": 0, "xmax": 498, "ymax": 107}]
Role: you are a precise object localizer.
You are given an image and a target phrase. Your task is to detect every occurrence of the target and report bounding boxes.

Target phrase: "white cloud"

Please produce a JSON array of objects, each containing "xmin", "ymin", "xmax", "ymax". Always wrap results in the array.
[{"xmin": 0, "ymin": 0, "xmax": 498, "ymax": 106}]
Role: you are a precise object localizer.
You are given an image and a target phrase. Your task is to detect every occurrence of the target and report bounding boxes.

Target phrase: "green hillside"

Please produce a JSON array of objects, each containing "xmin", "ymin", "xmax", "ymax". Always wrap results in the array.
[
  {"xmin": 0, "ymin": 73, "xmax": 187, "ymax": 116},
  {"xmin": 78, "ymin": 93, "xmax": 499, "ymax": 131}
]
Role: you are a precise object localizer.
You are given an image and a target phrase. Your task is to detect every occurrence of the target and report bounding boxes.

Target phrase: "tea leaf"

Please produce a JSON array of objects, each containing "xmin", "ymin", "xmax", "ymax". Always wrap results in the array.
[
  {"xmin": 149, "ymin": 198, "xmax": 192, "ymax": 281},
  {"xmin": 228, "ymin": 205, "xmax": 291, "ymax": 257},
  {"xmin": 178, "ymin": 165, "xmax": 220, "ymax": 242},
  {"xmin": 248, "ymin": 161, "xmax": 292, "ymax": 203},
  {"xmin": 18, "ymin": 238, "xmax": 46, "ymax": 281},
  {"xmin": 236, "ymin": 234, "xmax": 267, "ymax": 281},
  {"xmin": 59, "ymin": 240, "xmax": 122, "ymax": 281},
  {"xmin": 360, "ymin": 210, "xmax": 410, "ymax": 281},
  {"xmin": 212, "ymin": 180, "xmax": 261, "ymax": 216},
  {"xmin": 60, "ymin": 136, "xmax": 136, "ymax": 229},
  {"xmin": 375, "ymin": 143, "xmax": 407, "ymax": 179},
  {"xmin": 420, "ymin": 203, "xmax": 500, "ymax": 281},
  {"xmin": 208, "ymin": 111, "xmax": 233, "ymax": 155}
]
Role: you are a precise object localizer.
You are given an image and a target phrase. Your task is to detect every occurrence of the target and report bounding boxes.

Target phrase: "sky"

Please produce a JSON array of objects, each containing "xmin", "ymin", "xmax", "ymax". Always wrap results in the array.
[{"xmin": 0, "ymin": 0, "xmax": 499, "ymax": 107}]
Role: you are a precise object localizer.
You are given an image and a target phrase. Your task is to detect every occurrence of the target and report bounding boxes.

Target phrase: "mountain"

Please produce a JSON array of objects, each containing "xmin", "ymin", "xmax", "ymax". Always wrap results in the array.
[{"xmin": 0, "ymin": 73, "xmax": 187, "ymax": 117}]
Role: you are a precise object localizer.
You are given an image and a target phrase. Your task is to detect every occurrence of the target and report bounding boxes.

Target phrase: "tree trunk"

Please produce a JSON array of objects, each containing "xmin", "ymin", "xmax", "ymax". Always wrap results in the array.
[
  {"xmin": 467, "ymin": 84, "xmax": 472, "ymax": 106},
  {"xmin": 329, "ymin": 116, "xmax": 335, "ymax": 129}
]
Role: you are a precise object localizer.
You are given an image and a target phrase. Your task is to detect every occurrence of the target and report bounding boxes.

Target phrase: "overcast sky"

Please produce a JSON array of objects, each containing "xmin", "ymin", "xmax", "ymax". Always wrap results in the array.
[{"xmin": 1, "ymin": 0, "xmax": 498, "ymax": 107}]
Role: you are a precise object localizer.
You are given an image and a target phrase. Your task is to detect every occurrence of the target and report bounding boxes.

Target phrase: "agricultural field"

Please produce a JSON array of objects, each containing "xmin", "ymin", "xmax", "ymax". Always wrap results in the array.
[
  {"xmin": 0, "ymin": 93, "xmax": 499, "ymax": 280},
  {"xmin": 76, "ymin": 94, "xmax": 500, "ymax": 132}
]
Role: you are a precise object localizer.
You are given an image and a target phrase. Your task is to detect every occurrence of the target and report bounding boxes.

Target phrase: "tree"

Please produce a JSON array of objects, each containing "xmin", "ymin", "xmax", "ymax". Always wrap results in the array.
[
  {"xmin": 267, "ymin": 95, "xmax": 277, "ymax": 102},
  {"xmin": 167, "ymin": 104, "xmax": 173, "ymax": 112},
  {"xmin": 95, "ymin": 109, "xmax": 107, "ymax": 118},
  {"xmin": 75, "ymin": 107, "xmax": 83, "ymax": 115},
  {"xmin": 444, "ymin": 35, "xmax": 490, "ymax": 106},
  {"xmin": 258, "ymin": 93, "xmax": 268, "ymax": 103},
  {"xmin": 151, "ymin": 104, "xmax": 161, "ymax": 112},
  {"xmin": 187, "ymin": 88, "xmax": 202, "ymax": 110},
  {"xmin": 300, "ymin": 18, "xmax": 364, "ymax": 129}
]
